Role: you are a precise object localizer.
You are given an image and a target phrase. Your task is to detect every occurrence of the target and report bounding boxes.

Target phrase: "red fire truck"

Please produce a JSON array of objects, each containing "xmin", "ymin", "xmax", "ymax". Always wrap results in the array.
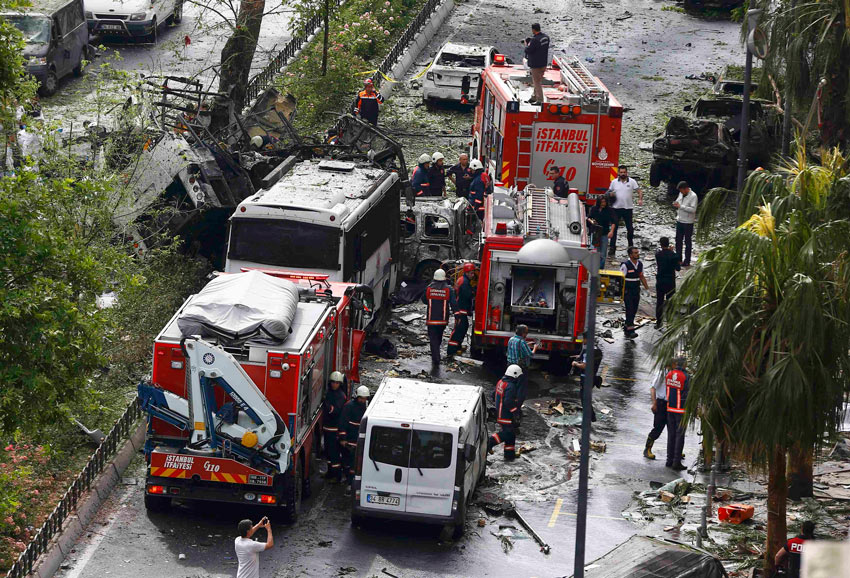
[
  {"xmin": 139, "ymin": 269, "xmax": 372, "ymax": 520},
  {"xmin": 471, "ymin": 186, "xmax": 590, "ymax": 357},
  {"xmin": 471, "ymin": 54, "xmax": 623, "ymax": 199}
]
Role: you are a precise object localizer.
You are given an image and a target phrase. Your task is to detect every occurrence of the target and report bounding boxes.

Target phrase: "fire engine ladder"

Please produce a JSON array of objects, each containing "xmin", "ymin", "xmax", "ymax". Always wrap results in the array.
[
  {"xmin": 554, "ymin": 54, "xmax": 610, "ymax": 111},
  {"xmin": 516, "ymin": 125, "xmax": 533, "ymax": 187},
  {"xmin": 523, "ymin": 186, "xmax": 550, "ymax": 238}
]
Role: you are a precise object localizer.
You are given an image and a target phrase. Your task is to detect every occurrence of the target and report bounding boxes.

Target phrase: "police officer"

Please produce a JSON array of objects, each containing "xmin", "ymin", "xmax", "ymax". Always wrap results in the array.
[
  {"xmin": 422, "ymin": 268, "xmax": 455, "ymax": 370},
  {"xmin": 548, "ymin": 165, "xmax": 569, "ymax": 198},
  {"xmin": 354, "ymin": 78, "xmax": 384, "ymax": 126},
  {"xmin": 665, "ymin": 357, "xmax": 689, "ymax": 471},
  {"xmin": 775, "ymin": 520, "xmax": 815, "ymax": 578},
  {"xmin": 411, "ymin": 153, "xmax": 432, "ymax": 197},
  {"xmin": 447, "ymin": 262, "xmax": 475, "ymax": 357},
  {"xmin": 427, "ymin": 151, "xmax": 447, "ymax": 197},
  {"xmin": 338, "ymin": 385, "xmax": 370, "ymax": 494},
  {"xmin": 620, "ymin": 246, "xmax": 649, "ymax": 338},
  {"xmin": 487, "ymin": 365, "xmax": 522, "ymax": 461},
  {"xmin": 322, "ymin": 371, "xmax": 347, "ymax": 482},
  {"xmin": 469, "ymin": 159, "xmax": 492, "ymax": 220}
]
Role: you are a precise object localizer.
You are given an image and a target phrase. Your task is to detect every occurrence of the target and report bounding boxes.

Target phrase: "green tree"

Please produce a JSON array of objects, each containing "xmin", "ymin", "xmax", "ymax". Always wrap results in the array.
[{"xmin": 655, "ymin": 149, "xmax": 850, "ymax": 574}]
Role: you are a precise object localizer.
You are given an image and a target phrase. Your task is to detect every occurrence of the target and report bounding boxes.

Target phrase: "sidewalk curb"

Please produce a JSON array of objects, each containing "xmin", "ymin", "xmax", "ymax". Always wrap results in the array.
[
  {"xmin": 380, "ymin": 0, "xmax": 456, "ymax": 99},
  {"xmin": 30, "ymin": 421, "xmax": 146, "ymax": 578}
]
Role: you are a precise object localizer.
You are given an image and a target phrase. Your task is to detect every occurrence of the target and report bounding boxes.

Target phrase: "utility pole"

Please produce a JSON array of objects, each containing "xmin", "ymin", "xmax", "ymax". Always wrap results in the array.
[
  {"xmin": 573, "ymin": 250, "xmax": 600, "ymax": 578},
  {"xmin": 781, "ymin": 0, "xmax": 796, "ymax": 157},
  {"xmin": 736, "ymin": 9, "xmax": 765, "ymax": 221},
  {"xmin": 321, "ymin": 0, "xmax": 330, "ymax": 75}
]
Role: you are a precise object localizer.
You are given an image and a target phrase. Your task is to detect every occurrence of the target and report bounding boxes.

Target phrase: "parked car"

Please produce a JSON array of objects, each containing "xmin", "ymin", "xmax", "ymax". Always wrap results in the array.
[
  {"xmin": 85, "ymin": 0, "xmax": 183, "ymax": 42},
  {"xmin": 400, "ymin": 197, "xmax": 481, "ymax": 282},
  {"xmin": 649, "ymin": 116, "xmax": 737, "ymax": 195},
  {"xmin": 2, "ymin": 0, "xmax": 89, "ymax": 95},
  {"xmin": 686, "ymin": 96, "xmax": 781, "ymax": 166},
  {"xmin": 423, "ymin": 43, "xmax": 497, "ymax": 106}
]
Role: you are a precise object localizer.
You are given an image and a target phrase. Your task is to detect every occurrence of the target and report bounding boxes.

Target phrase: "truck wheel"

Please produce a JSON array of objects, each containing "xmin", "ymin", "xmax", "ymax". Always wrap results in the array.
[
  {"xmin": 283, "ymin": 460, "xmax": 303, "ymax": 523},
  {"xmin": 144, "ymin": 493, "xmax": 171, "ymax": 513},
  {"xmin": 470, "ymin": 334, "xmax": 484, "ymax": 360},
  {"xmin": 414, "ymin": 260, "xmax": 441, "ymax": 283},
  {"xmin": 666, "ymin": 179, "xmax": 679, "ymax": 197},
  {"xmin": 649, "ymin": 162, "xmax": 661, "ymax": 188},
  {"xmin": 144, "ymin": 18, "xmax": 158, "ymax": 43}
]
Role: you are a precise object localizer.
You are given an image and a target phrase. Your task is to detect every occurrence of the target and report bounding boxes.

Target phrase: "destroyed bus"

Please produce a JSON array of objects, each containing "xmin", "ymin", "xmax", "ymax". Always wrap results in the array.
[
  {"xmin": 471, "ymin": 54, "xmax": 623, "ymax": 200},
  {"xmin": 471, "ymin": 186, "xmax": 591, "ymax": 358},
  {"xmin": 224, "ymin": 157, "xmax": 401, "ymax": 313}
]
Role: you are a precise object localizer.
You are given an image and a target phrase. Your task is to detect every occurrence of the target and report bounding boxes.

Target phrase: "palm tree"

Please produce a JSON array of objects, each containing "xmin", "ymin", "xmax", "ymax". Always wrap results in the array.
[
  {"xmin": 753, "ymin": 0, "xmax": 850, "ymax": 146},
  {"xmin": 655, "ymin": 148, "xmax": 850, "ymax": 574}
]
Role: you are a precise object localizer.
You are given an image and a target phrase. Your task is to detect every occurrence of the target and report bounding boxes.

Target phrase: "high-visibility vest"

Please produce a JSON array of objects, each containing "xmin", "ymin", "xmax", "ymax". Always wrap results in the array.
[{"xmin": 665, "ymin": 369, "xmax": 688, "ymax": 414}]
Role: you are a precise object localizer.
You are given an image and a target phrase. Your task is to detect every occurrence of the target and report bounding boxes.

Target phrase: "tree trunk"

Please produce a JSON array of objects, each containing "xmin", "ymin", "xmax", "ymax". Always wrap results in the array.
[
  {"xmin": 764, "ymin": 445, "xmax": 788, "ymax": 576},
  {"xmin": 321, "ymin": 0, "xmax": 329, "ymax": 76},
  {"xmin": 820, "ymin": 29, "xmax": 850, "ymax": 146},
  {"xmin": 211, "ymin": 0, "xmax": 266, "ymax": 131},
  {"xmin": 787, "ymin": 443, "xmax": 814, "ymax": 500}
]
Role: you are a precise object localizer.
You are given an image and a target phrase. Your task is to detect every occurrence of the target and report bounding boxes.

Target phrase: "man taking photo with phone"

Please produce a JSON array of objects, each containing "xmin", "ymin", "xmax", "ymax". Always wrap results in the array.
[{"xmin": 235, "ymin": 517, "xmax": 274, "ymax": 578}]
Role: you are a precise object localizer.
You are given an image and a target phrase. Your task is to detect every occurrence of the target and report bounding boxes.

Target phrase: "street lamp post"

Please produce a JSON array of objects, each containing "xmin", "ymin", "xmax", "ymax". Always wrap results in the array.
[{"xmin": 736, "ymin": 10, "xmax": 763, "ymax": 195}]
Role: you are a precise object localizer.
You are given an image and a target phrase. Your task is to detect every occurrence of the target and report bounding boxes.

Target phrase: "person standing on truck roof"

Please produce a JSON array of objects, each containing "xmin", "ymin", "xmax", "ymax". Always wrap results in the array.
[
  {"xmin": 354, "ymin": 78, "xmax": 384, "ymax": 126},
  {"xmin": 427, "ymin": 152, "xmax": 447, "ymax": 197},
  {"xmin": 655, "ymin": 236, "xmax": 681, "ymax": 329},
  {"xmin": 488, "ymin": 365, "xmax": 522, "ymax": 461},
  {"xmin": 447, "ymin": 263, "xmax": 476, "ymax": 357},
  {"xmin": 587, "ymin": 193, "xmax": 616, "ymax": 269},
  {"xmin": 665, "ymin": 357, "xmax": 689, "ymax": 471},
  {"xmin": 322, "ymin": 372, "xmax": 348, "ymax": 483},
  {"xmin": 621, "ymin": 246, "xmax": 649, "ymax": 339},
  {"xmin": 643, "ymin": 360, "xmax": 673, "ymax": 460},
  {"xmin": 523, "ymin": 23, "xmax": 550, "ymax": 105},
  {"xmin": 422, "ymin": 268, "xmax": 456, "ymax": 372},
  {"xmin": 548, "ymin": 165, "xmax": 569, "ymax": 198},
  {"xmin": 448, "ymin": 153, "xmax": 474, "ymax": 199},
  {"xmin": 469, "ymin": 159, "xmax": 492, "ymax": 220},
  {"xmin": 673, "ymin": 181, "xmax": 698, "ymax": 267},
  {"xmin": 775, "ymin": 520, "xmax": 815, "ymax": 578},
  {"xmin": 412, "ymin": 153, "xmax": 432, "ymax": 197},
  {"xmin": 338, "ymin": 385, "xmax": 370, "ymax": 495},
  {"xmin": 235, "ymin": 517, "xmax": 273, "ymax": 578},
  {"xmin": 507, "ymin": 325, "xmax": 538, "ymax": 416},
  {"xmin": 607, "ymin": 166, "xmax": 642, "ymax": 256}
]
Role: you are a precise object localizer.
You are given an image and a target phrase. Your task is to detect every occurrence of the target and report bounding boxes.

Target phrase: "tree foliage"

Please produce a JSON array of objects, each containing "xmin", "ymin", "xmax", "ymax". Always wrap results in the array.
[{"xmin": 0, "ymin": 0, "xmax": 36, "ymax": 117}]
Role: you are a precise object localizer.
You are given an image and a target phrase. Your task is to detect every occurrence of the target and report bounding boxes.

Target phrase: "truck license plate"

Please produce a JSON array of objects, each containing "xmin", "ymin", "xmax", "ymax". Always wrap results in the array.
[{"xmin": 366, "ymin": 494, "xmax": 399, "ymax": 506}]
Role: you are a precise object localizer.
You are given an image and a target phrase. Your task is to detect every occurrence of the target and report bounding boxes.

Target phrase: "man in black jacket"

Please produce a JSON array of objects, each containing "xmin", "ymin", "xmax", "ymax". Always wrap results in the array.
[
  {"xmin": 655, "ymin": 236, "xmax": 681, "ymax": 329},
  {"xmin": 322, "ymin": 372, "xmax": 347, "ymax": 482},
  {"xmin": 338, "ymin": 385, "xmax": 370, "ymax": 494},
  {"xmin": 524, "ymin": 23, "xmax": 550, "ymax": 104}
]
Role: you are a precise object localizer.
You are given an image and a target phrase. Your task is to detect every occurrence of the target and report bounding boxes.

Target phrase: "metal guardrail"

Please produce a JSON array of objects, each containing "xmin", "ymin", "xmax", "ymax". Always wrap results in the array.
[
  {"xmin": 6, "ymin": 399, "xmax": 143, "ymax": 578},
  {"xmin": 244, "ymin": 0, "xmax": 344, "ymax": 107},
  {"xmin": 373, "ymin": 0, "xmax": 441, "ymax": 91}
]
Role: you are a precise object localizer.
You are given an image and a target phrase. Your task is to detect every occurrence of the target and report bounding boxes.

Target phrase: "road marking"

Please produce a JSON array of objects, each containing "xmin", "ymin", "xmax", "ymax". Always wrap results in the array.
[
  {"xmin": 547, "ymin": 498, "xmax": 563, "ymax": 527},
  {"xmin": 607, "ymin": 376, "xmax": 636, "ymax": 382},
  {"xmin": 553, "ymin": 510, "xmax": 628, "ymax": 522}
]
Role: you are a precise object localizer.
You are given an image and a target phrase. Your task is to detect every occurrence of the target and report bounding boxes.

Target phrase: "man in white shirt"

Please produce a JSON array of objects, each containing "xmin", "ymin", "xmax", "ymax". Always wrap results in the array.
[
  {"xmin": 607, "ymin": 165, "xmax": 642, "ymax": 256},
  {"xmin": 672, "ymin": 181, "xmax": 698, "ymax": 266},
  {"xmin": 235, "ymin": 517, "xmax": 274, "ymax": 578},
  {"xmin": 644, "ymin": 362, "xmax": 671, "ymax": 460}
]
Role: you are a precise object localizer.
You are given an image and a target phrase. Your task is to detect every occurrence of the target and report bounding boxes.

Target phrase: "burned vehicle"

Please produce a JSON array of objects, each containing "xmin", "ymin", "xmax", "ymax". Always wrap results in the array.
[
  {"xmin": 649, "ymin": 116, "xmax": 737, "ymax": 195},
  {"xmin": 422, "ymin": 42, "xmax": 497, "ymax": 106},
  {"xmin": 584, "ymin": 535, "xmax": 727, "ymax": 578},
  {"xmin": 687, "ymin": 96, "xmax": 780, "ymax": 167},
  {"xmin": 400, "ymin": 197, "xmax": 481, "ymax": 281}
]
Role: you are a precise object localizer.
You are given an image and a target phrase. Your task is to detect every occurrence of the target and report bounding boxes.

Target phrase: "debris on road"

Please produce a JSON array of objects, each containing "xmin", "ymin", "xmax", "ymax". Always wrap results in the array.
[{"xmin": 509, "ymin": 508, "xmax": 551, "ymax": 554}]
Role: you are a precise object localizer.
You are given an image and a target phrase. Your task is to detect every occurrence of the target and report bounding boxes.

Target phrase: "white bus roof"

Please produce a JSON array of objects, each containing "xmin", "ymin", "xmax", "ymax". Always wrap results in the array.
[
  {"xmin": 235, "ymin": 159, "xmax": 396, "ymax": 225},
  {"xmin": 367, "ymin": 378, "xmax": 482, "ymax": 428}
]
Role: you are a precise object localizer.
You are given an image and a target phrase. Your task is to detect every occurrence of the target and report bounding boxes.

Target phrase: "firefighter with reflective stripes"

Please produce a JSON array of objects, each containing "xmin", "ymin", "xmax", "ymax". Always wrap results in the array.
[
  {"xmin": 411, "ymin": 153, "xmax": 432, "ymax": 197},
  {"xmin": 447, "ymin": 263, "xmax": 475, "ymax": 357},
  {"xmin": 422, "ymin": 268, "xmax": 455, "ymax": 370},
  {"xmin": 488, "ymin": 365, "xmax": 522, "ymax": 461},
  {"xmin": 665, "ymin": 357, "xmax": 689, "ymax": 471},
  {"xmin": 469, "ymin": 159, "xmax": 492, "ymax": 220},
  {"xmin": 354, "ymin": 78, "xmax": 384, "ymax": 126},
  {"xmin": 322, "ymin": 371, "xmax": 347, "ymax": 482},
  {"xmin": 338, "ymin": 385, "xmax": 370, "ymax": 494}
]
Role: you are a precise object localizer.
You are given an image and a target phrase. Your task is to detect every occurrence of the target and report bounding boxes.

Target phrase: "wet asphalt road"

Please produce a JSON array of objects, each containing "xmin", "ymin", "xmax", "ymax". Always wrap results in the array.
[{"xmin": 54, "ymin": 0, "xmax": 740, "ymax": 576}]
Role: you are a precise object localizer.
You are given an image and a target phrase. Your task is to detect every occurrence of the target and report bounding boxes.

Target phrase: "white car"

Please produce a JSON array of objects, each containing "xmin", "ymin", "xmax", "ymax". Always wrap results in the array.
[
  {"xmin": 85, "ymin": 0, "xmax": 183, "ymax": 42},
  {"xmin": 422, "ymin": 43, "xmax": 496, "ymax": 106}
]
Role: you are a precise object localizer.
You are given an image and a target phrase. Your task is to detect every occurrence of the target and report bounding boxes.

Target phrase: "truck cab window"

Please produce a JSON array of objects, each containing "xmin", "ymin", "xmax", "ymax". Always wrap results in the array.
[
  {"xmin": 424, "ymin": 215, "xmax": 451, "ymax": 238},
  {"xmin": 410, "ymin": 431, "xmax": 453, "ymax": 469}
]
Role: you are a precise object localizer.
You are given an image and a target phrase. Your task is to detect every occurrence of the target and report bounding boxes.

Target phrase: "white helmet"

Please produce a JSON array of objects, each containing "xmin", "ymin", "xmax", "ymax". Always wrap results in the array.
[
  {"xmin": 329, "ymin": 371, "xmax": 344, "ymax": 383},
  {"xmin": 431, "ymin": 152, "xmax": 445, "ymax": 162},
  {"xmin": 505, "ymin": 364, "xmax": 523, "ymax": 378},
  {"xmin": 469, "ymin": 159, "xmax": 484, "ymax": 171},
  {"xmin": 433, "ymin": 268, "xmax": 447, "ymax": 281},
  {"xmin": 356, "ymin": 385, "xmax": 370, "ymax": 398},
  {"xmin": 250, "ymin": 135, "xmax": 264, "ymax": 149},
  {"xmin": 418, "ymin": 153, "xmax": 432, "ymax": 164}
]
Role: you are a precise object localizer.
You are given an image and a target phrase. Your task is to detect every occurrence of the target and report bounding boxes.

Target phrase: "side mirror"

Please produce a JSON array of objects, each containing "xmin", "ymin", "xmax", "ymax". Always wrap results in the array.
[{"xmin": 463, "ymin": 444, "xmax": 476, "ymax": 462}]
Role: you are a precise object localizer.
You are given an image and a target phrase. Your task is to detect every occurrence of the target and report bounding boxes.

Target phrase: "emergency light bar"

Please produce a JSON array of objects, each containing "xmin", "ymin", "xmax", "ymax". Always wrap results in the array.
[
  {"xmin": 493, "ymin": 53, "xmax": 506, "ymax": 66},
  {"xmin": 547, "ymin": 104, "xmax": 582, "ymax": 116}
]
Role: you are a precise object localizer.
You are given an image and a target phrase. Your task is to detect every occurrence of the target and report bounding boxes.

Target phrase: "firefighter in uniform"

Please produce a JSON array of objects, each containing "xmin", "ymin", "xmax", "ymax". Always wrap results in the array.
[
  {"xmin": 775, "ymin": 520, "xmax": 815, "ymax": 578},
  {"xmin": 338, "ymin": 385, "xmax": 370, "ymax": 494},
  {"xmin": 548, "ymin": 165, "xmax": 569, "ymax": 198},
  {"xmin": 487, "ymin": 365, "xmax": 522, "ymax": 461},
  {"xmin": 447, "ymin": 263, "xmax": 475, "ymax": 357},
  {"xmin": 354, "ymin": 78, "xmax": 384, "ymax": 126},
  {"xmin": 426, "ymin": 151, "xmax": 447, "ymax": 197},
  {"xmin": 665, "ymin": 357, "xmax": 689, "ymax": 471},
  {"xmin": 620, "ymin": 246, "xmax": 648, "ymax": 338},
  {"xmin": 411, "ymin": 153, "xmax": 432, "ymax": 197},
  {"xmin": 322, "ymin": 371, "xmax": 347, "ymax": 482},
  {"xmin": 422, "ymin": 268, "xmax": 455, "ymax": 369},
  {"xmin": 469, "ymin": 159, "xmax": 492, "ymax": 220}
]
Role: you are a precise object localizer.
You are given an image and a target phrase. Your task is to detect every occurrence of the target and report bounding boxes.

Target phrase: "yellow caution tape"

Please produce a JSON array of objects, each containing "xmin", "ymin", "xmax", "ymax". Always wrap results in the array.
[{"xmin": 358, "ymin": 59, "xmax": 433, "ymax": 84}]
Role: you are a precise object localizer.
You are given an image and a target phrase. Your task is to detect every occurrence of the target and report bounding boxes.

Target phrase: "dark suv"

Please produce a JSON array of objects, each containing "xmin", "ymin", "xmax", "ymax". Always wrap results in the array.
[{"xmin": 687, "ymin": 97, "xmax": 780, "ymax": 167}]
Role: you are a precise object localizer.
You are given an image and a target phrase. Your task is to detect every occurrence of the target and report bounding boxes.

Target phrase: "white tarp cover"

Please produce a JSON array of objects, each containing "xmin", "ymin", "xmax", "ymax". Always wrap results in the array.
[{"xmin": 177, "ymin": 270, "xmax": 300, "ymax": 345}]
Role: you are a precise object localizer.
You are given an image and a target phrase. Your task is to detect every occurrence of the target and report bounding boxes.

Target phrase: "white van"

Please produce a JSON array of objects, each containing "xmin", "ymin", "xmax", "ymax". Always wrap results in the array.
[{"xmin": 351, "ymin": 378, "xmax": 488, "ymax": 538}]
